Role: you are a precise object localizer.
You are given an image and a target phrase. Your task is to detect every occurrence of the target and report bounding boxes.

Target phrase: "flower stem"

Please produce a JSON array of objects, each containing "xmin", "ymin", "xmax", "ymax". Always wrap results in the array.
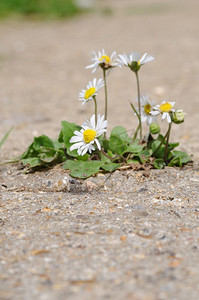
[
  {"xmin": 130, "ymin": 102, "xmax": 141, "ymax": 141},
  {"xmin": 164, "ymin": 122, "xmax": 172, "ymax": 164},
  {"xmin": 152, "ymin": 132, "xmax": 168, "ymax": 157},
  {"xmin": 93, "ymin": 95, "xmax": 97, "ymax": 126},
  {"xmin": 103, "ymin": 69, "xmax": 108, "ymax": 138},
  {"xmin": 101, "ymin": 149, "xmax": 127, "ymax": 163},
  {"xmin": 103, "ymin": 69, "xmax": 108, "ymax": 120},
  {"xmin": 135, "ymin": 71, "xmax": 142, "ymax": 141}
]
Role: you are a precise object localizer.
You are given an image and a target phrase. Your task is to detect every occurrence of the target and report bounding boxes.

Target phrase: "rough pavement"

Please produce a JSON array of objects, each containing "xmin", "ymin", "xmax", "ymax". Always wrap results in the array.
[{"xmin": 0, "ymin": 0, "xmax": 199, "ymax": 299}]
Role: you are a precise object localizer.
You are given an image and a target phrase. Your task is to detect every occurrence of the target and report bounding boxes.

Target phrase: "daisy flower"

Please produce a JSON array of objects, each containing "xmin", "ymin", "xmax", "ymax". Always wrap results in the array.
[
  {"xmin": 70, "ymin": 114, "xmax": 108, "ymax": 156},
  {"xmin": 150, "ymin": 101, "xmax": 175, "ymax": 123},
  {"xmin": 86, "ymin": 49, "xmax": 118, "ymax": 73},
  {"xmin": 139, "ymin": 95, "xmax": 157, "ymax": 125},
  {"xmin": 79, "ymin": 78, "xmax": 104, "ymax": 104},
  {"xmin": 117, "ymin": 52, "xmax": 154, "ymax": 72}
]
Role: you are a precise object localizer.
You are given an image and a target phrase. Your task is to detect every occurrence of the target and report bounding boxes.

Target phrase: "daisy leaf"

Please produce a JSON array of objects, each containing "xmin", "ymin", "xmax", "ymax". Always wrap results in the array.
[
  {"xmin": 59, "ymin": 121, "xmax": 81, "ymax": 148},
  {"xmin": 21, "ymin": 135, "xmax": 65, "ymax": 169},
  {"xmin": 172, "ymin": 150, "xmax": 192, "ymax": 164},
  {"xmin": 153, "ymin": 158, "xmax": 165, "ymax": 169},
  {"xmin": 109, "ymin": 126, "xmax": 131, "ymax": 155},
  {"xmin": 63, "ymin": 160, "xmax": 104, "ymax": 179},
  {"xmin": 101, "ymin": 163, "xmax": 121, "ymax": 172}
]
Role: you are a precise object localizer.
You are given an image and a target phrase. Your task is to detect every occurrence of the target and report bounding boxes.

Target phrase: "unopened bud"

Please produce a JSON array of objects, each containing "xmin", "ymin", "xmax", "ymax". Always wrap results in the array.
[
  {"xmin": 149, "ymin": 122, "xmax": 161, "ymax": 134},
  {"xmin": 171, "ymin": 110, "xmax": 186, "ymax": 124},
  {"xmin": 130, "ymin": 61, "xmax": 140, "ymax": 73}
]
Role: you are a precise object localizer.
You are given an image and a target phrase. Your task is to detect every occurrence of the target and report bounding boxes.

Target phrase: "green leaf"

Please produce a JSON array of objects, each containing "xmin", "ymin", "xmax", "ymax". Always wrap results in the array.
[
  {"xmin": 21, "ymin": 135, "xmax": 66, "ymax": 168},
  {"xmin": 21, "ymin": 157, "xmax": 42, "ymax": 168},
  {"xmin": 127, "ymin": 143, "xmax": 144, "ymax": 154},
  {"xmin": 109, "ymin": 136, "xmax": 128, "ymax": 155},
  {"xmin": 52, "ymin": 139, "xmax": 65, "ymax": 150},
  {"xmin": 127, "ymin": 158, "xmax": 140, "ymax": 164},
  {"xmin": 109, "ymin": 126, "xmax": 131, "ymax": 155},
  {"xmin": 102, "ymin": 139, "xmax": 109, "ymax": 152},
  {"xmin": 21, "ymin": 142, "xmax": 37, "ymax": 159},
  {"xmin": 39, "ymin": 152, "xmax": 57, "ymax": 163},
  {"xmin": 63, "ymin": 160, "xmax": 104, "ymax": 179},
  {"xmin": 59, "ymin": 121, "xmax": 81, "ymax": 148},
  {"xmin": 168, "ymin": 142, "xmax": 179, "ymax": 150},
  {"xmin": 100, "ymin": 153, "xmax": 111, "ymax": 163},
  {"xmin": 153, "ymin": 158, "xmax": 165, "ymax": 169},
  {"xmin": 151, "ymin": 140, "xmax": 165, "ymax": 158},
  {"xmin": 33, "ymin": 135, "xmax": 55, "ymax": 150},
  {"xmin": 172, "ymin": 150, "xmax": 192, "ymax": 164},
  {"xmin": 107, "ymin": 150, "xmax": 115, "ymax": 158},
  {"xmin": 66, "ymin": 147, "xmax": 79, "ymax": 157},
  {"xmin": 133, "ymin": 149, "xmax": 152, "ymax": 163},
  {"xmin": 101, "ymin": 162, "xmax": 121, "ymax": 172},
  {"xmin": 0, "ymin": 127, "xmax": 13, "ymax": 149},
  {"xmin": 110, "ymin": 126, "xmax": 132, "ymax": 143},
  {"xmin": 157, "ymin": 134, "xmax": 165, "ymax": 142},
  {"xmin": 168, "ymin": 156, "xmax": 182, "ymax": 167}
]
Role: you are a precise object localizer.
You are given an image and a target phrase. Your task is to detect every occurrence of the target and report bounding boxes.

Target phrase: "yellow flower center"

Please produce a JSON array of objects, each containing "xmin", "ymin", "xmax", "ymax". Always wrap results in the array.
[
  {"xmin": 99, "ymin": 55, "xmax": 110, "ymax": 63},
  {"xmin": 85, "ymin": 87, "xmax": 96, "ymax": 100},
  {"xmin": 144, "ymin": 104, "xmax": 151, "ymax": 115},
  {"xmin": 138, "ymin": 59, "xmax": 141, "ymax": 65},
  {"xmin": 159, "ymin": 102, "xmax": 172, "ymax": 113},
  {"xmin": 83, "ymin": 129, "xmax": 96, "ymax": 143}
]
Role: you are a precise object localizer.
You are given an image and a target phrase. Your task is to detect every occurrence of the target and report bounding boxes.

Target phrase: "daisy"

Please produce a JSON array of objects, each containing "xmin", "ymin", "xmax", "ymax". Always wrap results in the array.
[
  {"xmin": 86, "ymin": 49, "xmax": 118, "ymax": 73},
  {"xmin": 139, "ymin": 95, "xmax": 157, "ymax": 125},
  {"xmin": 117, "ymin": 52, "xmax": 154, "ymax": 72},
  {"xmin": 150, "ymin": 101, "xmax": 175, "ymax": 123},
  {"xmin": 70, "ymin": 114, "xmax": 108, "ymax": 156},
  {"xmin": 79, "ymin": 78, "xmax": 104, "ymax": 104}
]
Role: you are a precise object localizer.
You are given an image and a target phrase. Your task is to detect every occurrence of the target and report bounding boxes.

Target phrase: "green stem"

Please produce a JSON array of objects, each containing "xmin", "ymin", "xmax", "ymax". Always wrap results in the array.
[
  {"xmin": 130, "ymin": 102, "xmax": 141, "ymax": 141},
  {"xmin": 164, "ymin": 122, "xmax": 172, "ymax": 164},
  {"xmin": 135, "ymin": 71, "xmax": 142, "ymax": 141},
  {"xmin": 103, "ymin": 69, "xmax": 108, "ymax": 121},
  {"xmin": 133, "ymin": 124, "xmax": 141, "ymax": 141},
  {"xmin": 0, "ymin": 158, "xmax": 20, "ymax": 165},
  {"xmin": 100, "ymin": 149, "xmax": 126, "ymax": 163},
  {"xmin": 93, "ymin": 95, "xmax": 97, "ymax": 126},
  {"xmin": 103, "ymin": 69, "xmax": 108, "ymax": 139},
  {"xmin": 152, "ymin": 130, "xmax": 169, "ymax": 157}
]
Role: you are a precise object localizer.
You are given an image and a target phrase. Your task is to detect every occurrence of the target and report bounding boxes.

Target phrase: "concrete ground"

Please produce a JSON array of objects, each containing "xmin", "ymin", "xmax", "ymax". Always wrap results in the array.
[{"xmin": 0, "ymin": 0, "xmax": 199, "ymax": 299}]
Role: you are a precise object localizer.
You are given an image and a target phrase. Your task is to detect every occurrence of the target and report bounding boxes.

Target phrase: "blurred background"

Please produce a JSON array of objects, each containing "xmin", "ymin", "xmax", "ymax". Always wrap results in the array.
[
  {"xmin": 0, "ymin": 0, "xmax": 92, "ymax": 19},
  {"xmin": 0, "ymin": 0, "xmax": 199, "ymax": 159}
]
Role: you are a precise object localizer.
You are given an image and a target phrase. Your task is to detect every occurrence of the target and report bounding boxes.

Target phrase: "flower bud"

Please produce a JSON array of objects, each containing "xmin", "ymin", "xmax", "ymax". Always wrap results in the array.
[
  {"xmin": 130, "ymin": 61, "xmax": 140, "ymax": 73},
  {"xmin": 171, "ymin": 110, "xmax": 186, "ymax": 124},
  {"xmin": 149, "ymin": 122, "xmax": 161, "ymax": 134}
]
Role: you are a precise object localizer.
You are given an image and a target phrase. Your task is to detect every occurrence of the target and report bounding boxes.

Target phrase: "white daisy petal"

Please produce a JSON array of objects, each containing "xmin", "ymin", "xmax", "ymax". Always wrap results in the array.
[
  {"xmin": 162, "ymin": 112, "xmax": 167, "ymax": 120},
  {"xmin": 137, "ymin": 95, "xmax": 157, "ymax": 125},
  {"xmin": 153, "ymin": 101, "xmax": 176, "ymax": 123},
  {"xmin": 167, "ymin": 114, "xmax": 171, "ymax": 123},
  {"xmin": 69, "ymin": 114, "xmax": 108, "ymax": 156},
  {"xmin": 90, "ymin": 114, "xmax": 96, "ymax": 129},
  {"xmin": 117, "ymin": 51, "xmax": 154, "ymax": 71},
  {"xmin": 95, "ymin": 138, "xmax": 101, "ymax": 150},
  {"xmin": 150, "ymin": 110, "xmax": 160, "ymax": 116},
  {"xmin": 85, "ymin": 49, "xmax": 118, "ymax": 73},
  {"xmin": 130, "ymin": 52, "xmax": 141, "ymax": 62},
  {"xmin": 69, "ymin": 136, "xmax": 83, "ymax": 143},
  {"xmin": 78, "ymin": 78, "xmax": 104, "ymax": 104},
  {"xmin": 70, "ymin": 141, "xmax": 84, "ymax": 151}
]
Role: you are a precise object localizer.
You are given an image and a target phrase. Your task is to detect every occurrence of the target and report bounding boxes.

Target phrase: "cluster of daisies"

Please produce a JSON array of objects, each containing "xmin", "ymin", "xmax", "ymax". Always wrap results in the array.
[{"xmin": 69, "ymin": 49, "xmax": 185, "ymax": 156}]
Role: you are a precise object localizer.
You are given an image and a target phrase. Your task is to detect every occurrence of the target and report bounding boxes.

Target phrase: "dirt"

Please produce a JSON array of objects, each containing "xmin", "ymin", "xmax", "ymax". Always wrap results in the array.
[{"xmin": 0, "ymin": 0, "xmax": 199, "ymax": 299}]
